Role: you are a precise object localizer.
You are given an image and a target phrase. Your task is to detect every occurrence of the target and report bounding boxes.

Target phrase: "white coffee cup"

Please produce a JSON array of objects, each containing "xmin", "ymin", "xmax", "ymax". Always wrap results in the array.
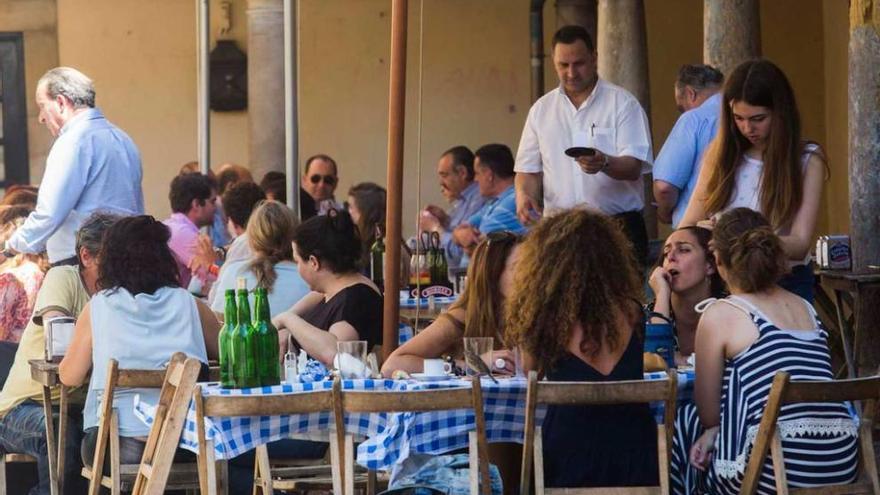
[{"xmin": 423, "ymin": 358, "xmax": 452, "ymax": 376}]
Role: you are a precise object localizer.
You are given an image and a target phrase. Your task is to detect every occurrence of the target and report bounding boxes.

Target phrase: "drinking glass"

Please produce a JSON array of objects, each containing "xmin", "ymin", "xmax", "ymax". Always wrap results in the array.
[
  {"xmin": 463, "ymin": 337, "xmax": 493, "ymax": 377},
  {"xmin": 336, "ymin": 340, "xmax": 368, "ymax": 379}
]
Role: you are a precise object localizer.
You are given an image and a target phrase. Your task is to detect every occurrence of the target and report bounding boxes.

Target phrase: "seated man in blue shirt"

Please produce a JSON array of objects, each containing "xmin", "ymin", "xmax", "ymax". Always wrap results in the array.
[
  {"xmin": 418, "ymin": 146, "xmax": 486, "ymax": 270},
  {"xmin": 653, "ymin": 64, "xmax": 724, "ymax": 227},
  {"xmin": 453, "ymin": 144, "xmax": 527, "ymax": 255}
]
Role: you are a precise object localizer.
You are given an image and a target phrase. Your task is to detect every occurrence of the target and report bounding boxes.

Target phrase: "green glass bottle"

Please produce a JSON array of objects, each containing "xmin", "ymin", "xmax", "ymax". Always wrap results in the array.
[
  {"xmin": 253, "ymin": 287, "xmax": 280, "ymax": 386},
  {"xmin": 219, "ymin": 289, "xmax": 236, "ymax": 388},
  {"xmin": 437, "ymin": 248, "xmax": 449, "ymax": 284},
  {"xmin": 233, "ymin": 278, "xmax": 259, "ymax": 388}
]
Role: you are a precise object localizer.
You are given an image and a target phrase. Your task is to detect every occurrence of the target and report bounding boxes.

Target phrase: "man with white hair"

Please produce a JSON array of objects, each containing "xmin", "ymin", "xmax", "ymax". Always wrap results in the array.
[{"xmin": 0, "ymin": 67, "xmax": 143, "ymax": 266}]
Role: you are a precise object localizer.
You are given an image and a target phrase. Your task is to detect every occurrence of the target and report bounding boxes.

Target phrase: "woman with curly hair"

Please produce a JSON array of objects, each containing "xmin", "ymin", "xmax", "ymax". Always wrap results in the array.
[
  {"xmin": 381, "ymin": 231, "xmax": 521, "ymax": 376},
  {"xmin": 209, "ymin": 200, "xmax": 310, "ymax": 319},
  {"xmin": 506, "ymin": 208, "xmax": 658, "ymax": 488},
  {"xmin": 59, "ymin": 215, "xmax": 220, "ymax": 470}
]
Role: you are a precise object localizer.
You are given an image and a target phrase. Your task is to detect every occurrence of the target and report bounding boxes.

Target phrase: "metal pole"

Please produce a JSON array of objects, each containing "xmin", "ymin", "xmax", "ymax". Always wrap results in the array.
[
  {"xmin": 198, "ymin": 0, "xmax": 211, "ymax": 174},
  {"xmin": 383, "ymin": 0, "xmax": 407, "ymax": 361},
  {"xmin": 284, "ymin": 0, "xmax": 300, "ymax": 216}
]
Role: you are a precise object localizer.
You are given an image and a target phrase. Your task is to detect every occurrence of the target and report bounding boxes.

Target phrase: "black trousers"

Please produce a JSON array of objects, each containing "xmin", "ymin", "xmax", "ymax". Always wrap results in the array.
[{"xmin": 613, "ymin": 210, "xmax": 648, "ymax": 271}]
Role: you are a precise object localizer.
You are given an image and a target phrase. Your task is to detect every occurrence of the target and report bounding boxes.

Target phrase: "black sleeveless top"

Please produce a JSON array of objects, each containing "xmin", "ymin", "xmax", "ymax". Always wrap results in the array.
[{"xmin": 541, "ymin": 328, "xmax": 659, "ymax": 488}]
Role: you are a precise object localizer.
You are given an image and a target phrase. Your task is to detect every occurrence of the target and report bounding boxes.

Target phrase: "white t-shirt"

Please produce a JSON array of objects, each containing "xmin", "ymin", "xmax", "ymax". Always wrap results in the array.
[{"xmin": 514, "ymin": 79, "xmax": 653, "ymax": 215}]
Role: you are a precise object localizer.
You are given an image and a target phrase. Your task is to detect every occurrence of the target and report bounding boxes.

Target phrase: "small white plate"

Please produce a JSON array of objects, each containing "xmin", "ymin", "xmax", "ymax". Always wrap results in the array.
[{"xmin": 411, "ymin": 373, "xmax": 453, "ymax": 382}]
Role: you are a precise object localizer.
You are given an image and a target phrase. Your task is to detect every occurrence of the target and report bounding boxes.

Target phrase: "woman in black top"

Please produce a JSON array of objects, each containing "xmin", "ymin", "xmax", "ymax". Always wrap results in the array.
[
  {"xmin": 506, "ymin": 209, "xmax": 658, "ymax": 488},
  {"xmin": 273, "ymin": 209, "xmax": 382, "ymax": 366}
]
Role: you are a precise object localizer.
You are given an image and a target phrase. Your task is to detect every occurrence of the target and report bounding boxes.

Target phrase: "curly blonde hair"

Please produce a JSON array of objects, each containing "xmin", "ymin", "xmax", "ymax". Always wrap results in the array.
[{"xmin": 506, "ymin": 209, "xmax": 643, "ymax": 371}]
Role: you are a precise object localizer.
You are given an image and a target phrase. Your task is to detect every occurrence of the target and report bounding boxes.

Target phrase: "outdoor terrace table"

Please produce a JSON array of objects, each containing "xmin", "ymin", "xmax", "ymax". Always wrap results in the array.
[
  {"xmin": 817, "ymin": 270, "xmax": 880, "ymax": 377},
  {"xmin": 134, "ymin": 369, "xmax": 694, "ymax": 472},
  {"xmin": 28, "ymin": 359, "xmax": 69, "ymax": 495}
]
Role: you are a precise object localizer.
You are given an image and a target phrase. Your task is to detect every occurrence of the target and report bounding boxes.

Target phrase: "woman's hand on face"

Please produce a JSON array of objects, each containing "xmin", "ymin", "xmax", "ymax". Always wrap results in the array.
[
  {"xmin": 649, "ymin": 267, "xmax": 672, "ymax": 296},
  {"xmin": 689, "ymin": 426, "xmax": 719, "ymax": 471}
]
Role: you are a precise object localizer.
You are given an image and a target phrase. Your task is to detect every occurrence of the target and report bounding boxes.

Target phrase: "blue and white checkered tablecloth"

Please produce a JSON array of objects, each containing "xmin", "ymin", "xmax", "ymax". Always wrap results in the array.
[
  {"xmin": 399, "ymin": 296, "xmax": 457, "ymax": 309},
  {"xmin": 135, "ymin": 370, "xmax": 694, "ymax": 471}
]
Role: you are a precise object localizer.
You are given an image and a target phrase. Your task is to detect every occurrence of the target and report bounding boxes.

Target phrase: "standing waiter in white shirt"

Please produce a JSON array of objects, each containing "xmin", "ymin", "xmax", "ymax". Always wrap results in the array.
[
  {"xmin": 0, "ymin": 67, "xmax": 143, "ymax": 266},
  {"xmin": 514, "ymin": 26, "xmax": 653, "ymax": 265}
]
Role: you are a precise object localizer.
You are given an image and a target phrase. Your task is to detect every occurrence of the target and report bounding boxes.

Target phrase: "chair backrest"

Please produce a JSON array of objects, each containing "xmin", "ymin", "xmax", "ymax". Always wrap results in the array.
[
  {"xmin": 740, "ymin": 371, "xmax": 880, "ymax": 495},
  {"xmin": 520, "ymin": 370, "xmax": 677, "ymax": 495},
  {"xmin": 192, "ymin": 380, "xmax": 338, "ymax": 495},
  {"xmin": 86, "ymin": 352, "xmax": 201, "ymax": 495},
  {"xmin": 335, "ymin": 377, "xmax": 491, "ymax": 495}
]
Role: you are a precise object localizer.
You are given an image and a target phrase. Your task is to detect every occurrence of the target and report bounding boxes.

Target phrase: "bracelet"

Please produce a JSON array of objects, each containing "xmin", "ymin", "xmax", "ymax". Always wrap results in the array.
[{"xmin": 600, "ymin": 155, "xmax": 610, "ymax": 173}]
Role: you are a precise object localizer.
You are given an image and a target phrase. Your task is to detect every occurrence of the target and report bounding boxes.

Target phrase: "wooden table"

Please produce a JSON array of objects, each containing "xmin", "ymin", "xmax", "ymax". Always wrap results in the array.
[
  {"xmin": 28, "ymin": 359, "xmax": 68, "ymax": 495},
  {"xmin": 817, "ymin": 270, "xmax": 880, "ymax": 378}
]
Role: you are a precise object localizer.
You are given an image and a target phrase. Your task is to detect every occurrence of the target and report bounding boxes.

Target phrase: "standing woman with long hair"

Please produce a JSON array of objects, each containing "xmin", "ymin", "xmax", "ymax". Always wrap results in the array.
[{"xmin": 680, "ymin": 59, "xmax": 825, "ymax": 301}]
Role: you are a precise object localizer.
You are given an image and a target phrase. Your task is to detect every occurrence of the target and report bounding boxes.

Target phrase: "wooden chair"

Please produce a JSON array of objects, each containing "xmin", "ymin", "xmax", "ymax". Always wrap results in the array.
[
  {"xmin": 192, "ymin": 378, "xmax": 343, "ymax": 495},
  {"xmin": 83, "ymin": 352, "xmax": 202, "ymax": 495},
  {"xmin": 0, "ymin": 451, "xmax": 37, "ymax": 494},
  {"xmin": 740, "ymin": 371, "xmax": 880, "ymax": 495},
  {"xmin": 334, "ymin": 377, "xmax": 491, "ymax": 495},
  {"xmin": 520, "ymin": 370, "xmax": 678, "ymax": 495}
]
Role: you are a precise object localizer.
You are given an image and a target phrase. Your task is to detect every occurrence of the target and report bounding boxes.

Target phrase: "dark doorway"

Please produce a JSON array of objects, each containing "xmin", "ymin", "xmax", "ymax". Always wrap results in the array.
[{"xmin": 0, "ymin": 33, "xmax": 30, "ymax": 190}]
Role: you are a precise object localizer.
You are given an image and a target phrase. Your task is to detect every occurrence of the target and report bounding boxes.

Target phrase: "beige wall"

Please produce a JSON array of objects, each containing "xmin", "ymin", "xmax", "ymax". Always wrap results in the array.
[
  {"xmin": 7, "ymin": 0, "xmax": 851, "ymax": 239},
  {"xmin": 0, "ymin": 0, "xmax": 59, "ymax": 179},
  {"xmin": 55, "ymin": 0, "xmax": 249, "ymax": 219}
]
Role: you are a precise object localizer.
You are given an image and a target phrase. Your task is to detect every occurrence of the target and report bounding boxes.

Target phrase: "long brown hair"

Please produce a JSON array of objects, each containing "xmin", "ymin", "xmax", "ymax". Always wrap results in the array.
[
  {"xmin": 506, "ymin": 209, "xmax": 643, "ymax": 371},
  {"xmin": 703, "ymin": 59, "xmax": 813, "ymax": 229},
  {"xmin": 247, "ymin": 200, "xmax": 298, "ymax": 292},
  {"xmin": 443, "ymin": 231, "xmax": 520, "ymax": 344},
  {"xmin": 348, "ymin": 182, "xmax": 386, "ymax": 266}
]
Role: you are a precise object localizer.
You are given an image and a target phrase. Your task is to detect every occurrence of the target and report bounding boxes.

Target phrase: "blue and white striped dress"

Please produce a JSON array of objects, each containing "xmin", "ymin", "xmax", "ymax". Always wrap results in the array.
[{"xmin": 671, "ymin": 295, "xmax": 859, "ymax": 494}]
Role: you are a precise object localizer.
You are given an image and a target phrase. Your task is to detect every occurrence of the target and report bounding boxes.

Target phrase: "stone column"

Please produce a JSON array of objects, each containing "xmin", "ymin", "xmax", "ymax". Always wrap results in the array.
[
  {"xmin": 596, "ymin": 0, "xmax": 656, "ymax": 239},
  {"xmin": 247, "ymin": 0, "xmax": 285, "ymax": 179},
  {"xmin": 703, "ymin": 0, "xmax": 761, "ymax": 76},
  {"xmin": 849, "ymin": 0, "xmax": 880, "ymax": 375},
  {"xmin": 556, "ymin": 0, "xmax": 598, "ymax": 47},
  {"xmin": 849, "ymin": 0, "xmax": 880, "ymax": 273}
]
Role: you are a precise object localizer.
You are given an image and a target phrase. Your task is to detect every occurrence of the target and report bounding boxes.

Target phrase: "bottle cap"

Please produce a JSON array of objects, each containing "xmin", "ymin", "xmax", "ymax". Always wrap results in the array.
[{"xmin": 236, "ymin": 277, "xmax": 247, "ymax": 291}]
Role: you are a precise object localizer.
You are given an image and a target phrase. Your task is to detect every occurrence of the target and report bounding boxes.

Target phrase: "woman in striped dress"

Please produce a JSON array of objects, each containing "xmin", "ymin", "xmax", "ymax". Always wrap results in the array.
[{"xmin": 671, "ymin": 208, "xmax": 858, "ymax": 494}]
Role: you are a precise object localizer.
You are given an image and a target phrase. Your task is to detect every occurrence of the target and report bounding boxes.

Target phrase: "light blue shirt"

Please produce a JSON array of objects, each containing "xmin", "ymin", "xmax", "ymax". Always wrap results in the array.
[
  {"xmin": 438, "ymin": 182, "xmax": 486, "ymax": 269},
  {"xmin": 209, "ymin": 259, "xmax": 310, "ymax": 317},
  {"xmin": 85, "ymin": 286, "xmax": 207, "ymax": 436},
  {"xmin": 653, "ymin": 93, "xmax": 721, "ymax": 227},
  {"xmin": 8, "ymin": 108, "xmax": 143, "ymax": 262},
  {"xmin": 468, "ymin": 185, "xmax": 527, "ymax": 236}
]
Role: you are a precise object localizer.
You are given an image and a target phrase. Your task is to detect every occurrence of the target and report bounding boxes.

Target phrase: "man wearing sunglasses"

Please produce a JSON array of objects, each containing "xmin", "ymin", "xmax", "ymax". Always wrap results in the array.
[{"xmin": 302, "ymin": 154, "xmax": 343, "ymax": 216}]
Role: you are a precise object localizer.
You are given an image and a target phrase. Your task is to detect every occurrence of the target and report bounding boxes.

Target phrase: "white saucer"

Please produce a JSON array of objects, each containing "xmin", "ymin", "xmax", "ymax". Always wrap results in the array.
[{"xmin": 411, "ymin": 373, "xmax": 452, "ymax": 382}]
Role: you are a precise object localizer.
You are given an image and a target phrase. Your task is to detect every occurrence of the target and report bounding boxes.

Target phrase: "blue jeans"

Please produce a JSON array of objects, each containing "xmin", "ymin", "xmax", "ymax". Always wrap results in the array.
[{"xmin": 0, "ymin": 400, "xmax": 85, "ymax": 495}]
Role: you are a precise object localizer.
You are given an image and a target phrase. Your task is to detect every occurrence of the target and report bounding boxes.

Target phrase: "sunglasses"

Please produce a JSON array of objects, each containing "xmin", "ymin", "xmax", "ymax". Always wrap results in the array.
[{"xmin": 309, "ymin": 174, "xmax": 337, "ymax": 186}]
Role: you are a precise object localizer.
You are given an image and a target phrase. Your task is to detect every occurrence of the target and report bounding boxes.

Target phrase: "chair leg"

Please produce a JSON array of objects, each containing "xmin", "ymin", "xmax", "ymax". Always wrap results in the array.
[
  {"xmin": 534, "ymin": 426, "xmax": 545, "ymax": 495},
  {"xmin": 0, "ymin": 454, "xmax": 7, "ymax": 494},
  {"xmin": 254, "ymin": 444, "xmax": 274, "ymax": 495}
]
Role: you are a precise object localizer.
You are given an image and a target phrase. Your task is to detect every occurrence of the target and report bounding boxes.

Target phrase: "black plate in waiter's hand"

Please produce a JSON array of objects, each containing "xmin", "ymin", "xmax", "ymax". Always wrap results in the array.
[{"xmin": 564, "ymin": 146, "xmax": 597, "ymax": 158}]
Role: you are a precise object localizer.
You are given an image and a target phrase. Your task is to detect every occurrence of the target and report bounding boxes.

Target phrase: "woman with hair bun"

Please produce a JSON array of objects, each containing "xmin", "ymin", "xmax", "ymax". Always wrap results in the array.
[
  {"xmin": 273, "ymin": 209, "xmax": 382, "ymax": 366},
  {"xmin": 209, "ymin": 200, "xmax": 310, "ymax": 319},
  {"xmin": 671, "ymin": 207, "xmax": 857, "ymax": 495},
  {"xmin": 680, "ymin": 59, "xmax": 826, "ymax": 302}
]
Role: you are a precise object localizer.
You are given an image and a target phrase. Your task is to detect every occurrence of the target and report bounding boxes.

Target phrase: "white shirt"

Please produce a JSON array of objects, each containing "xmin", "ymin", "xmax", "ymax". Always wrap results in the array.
[{"xmin": 514, "ymin": 79, "xmax": 653, "ymax": 215}]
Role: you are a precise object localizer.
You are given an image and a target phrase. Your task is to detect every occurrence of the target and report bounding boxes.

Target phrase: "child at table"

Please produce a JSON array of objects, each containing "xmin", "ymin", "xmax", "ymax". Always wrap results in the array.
[{"xmin": 506, "ymin": 209, "xmax": 659, "ymax": 488}]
